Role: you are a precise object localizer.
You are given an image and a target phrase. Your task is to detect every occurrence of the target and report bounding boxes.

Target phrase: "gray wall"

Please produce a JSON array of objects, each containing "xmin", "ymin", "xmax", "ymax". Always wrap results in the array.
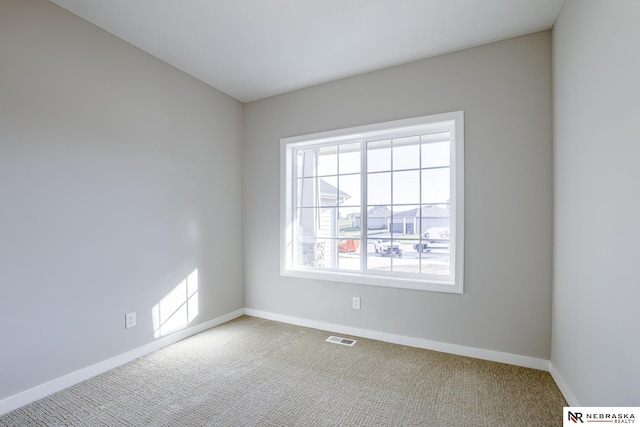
[
  {"xmin": 243, "ymin": 32, "xmax": 553, "ymax": 359},
  {"xmin": 0, "ymin": 0, "xmax": 243, "ymax": 400},
  {"xmin": 552, "ymin": 0, "xmax": 640, "ymax": 405},
  {"xmin": 13, "ymin": 0, "xmax": 634, "ymax": 407}
]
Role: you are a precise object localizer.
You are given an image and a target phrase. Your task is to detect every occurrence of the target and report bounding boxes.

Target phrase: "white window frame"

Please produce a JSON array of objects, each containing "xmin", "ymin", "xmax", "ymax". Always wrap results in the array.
[{"xmin": 280, "ymin": 111, "xmax": 464, "ymax": 293}]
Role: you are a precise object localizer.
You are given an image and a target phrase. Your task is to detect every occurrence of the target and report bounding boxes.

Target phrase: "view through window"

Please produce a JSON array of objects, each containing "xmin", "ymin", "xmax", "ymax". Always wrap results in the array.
[{"xmin": 282, "ymin": 112, "xmax": 464, "ymax": 293}]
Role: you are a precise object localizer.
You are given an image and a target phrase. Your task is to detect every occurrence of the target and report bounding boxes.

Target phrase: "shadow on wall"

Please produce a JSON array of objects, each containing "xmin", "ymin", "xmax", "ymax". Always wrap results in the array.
[{"xmin": 152, "ymin": 268, "xmax": 199, "ymax": 338}]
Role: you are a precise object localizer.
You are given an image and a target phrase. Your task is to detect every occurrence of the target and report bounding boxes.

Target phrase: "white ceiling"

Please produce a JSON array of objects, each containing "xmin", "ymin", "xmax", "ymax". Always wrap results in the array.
[{"xmin": 49, "ymin": 0, "xmax": 565, "ymax": 102}]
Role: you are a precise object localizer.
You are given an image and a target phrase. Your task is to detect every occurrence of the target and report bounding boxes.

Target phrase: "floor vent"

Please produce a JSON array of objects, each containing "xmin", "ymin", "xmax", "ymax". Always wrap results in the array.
[{"xmin": 326, "ymin": 336, "xmax": 356, "ymax": 346}]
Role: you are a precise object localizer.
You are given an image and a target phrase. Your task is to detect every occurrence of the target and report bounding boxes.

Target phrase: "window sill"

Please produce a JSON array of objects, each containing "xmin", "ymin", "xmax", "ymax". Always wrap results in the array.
[{"xmin": 281, "ymin": 268, "xmax": 463, "ymax": 294}]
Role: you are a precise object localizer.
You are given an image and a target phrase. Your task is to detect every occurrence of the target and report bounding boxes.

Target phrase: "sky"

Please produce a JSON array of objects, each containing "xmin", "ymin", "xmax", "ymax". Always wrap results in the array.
[{"xmin": 299, "ymin": 135, "xmax": 451, "ymax": 216}]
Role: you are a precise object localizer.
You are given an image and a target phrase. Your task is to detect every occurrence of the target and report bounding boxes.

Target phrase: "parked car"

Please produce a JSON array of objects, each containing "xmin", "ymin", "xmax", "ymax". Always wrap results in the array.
[
  {"xmin": 374, "ymin": 239, "xmax": 403, "ymax": 257},
  {"xmin": 414, "ymin": 227, "xmax": 450, "ymax": 253}
]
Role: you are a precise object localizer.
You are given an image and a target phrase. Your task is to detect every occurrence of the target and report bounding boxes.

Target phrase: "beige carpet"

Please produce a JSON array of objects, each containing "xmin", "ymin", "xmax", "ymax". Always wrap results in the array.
[{"xmin": 0, "ymin": 316, "xmax": 566, "ymax": 426}]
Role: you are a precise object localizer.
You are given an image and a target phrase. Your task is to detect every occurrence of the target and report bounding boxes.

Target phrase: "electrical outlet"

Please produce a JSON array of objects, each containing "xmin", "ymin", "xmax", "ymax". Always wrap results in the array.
[
  {"xmin": 352, "ymin": 297, "xmax": 361, "ymax": 310},
  {"xmin": 125, "ymin": 312, "xmax": 136, "ymax": 329}
]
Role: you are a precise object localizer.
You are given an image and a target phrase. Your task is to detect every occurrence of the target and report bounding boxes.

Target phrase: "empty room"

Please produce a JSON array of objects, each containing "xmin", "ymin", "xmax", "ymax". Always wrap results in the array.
[{"xmin": 1, "ymin": 0, "xmax": 638, "ymax": 425}]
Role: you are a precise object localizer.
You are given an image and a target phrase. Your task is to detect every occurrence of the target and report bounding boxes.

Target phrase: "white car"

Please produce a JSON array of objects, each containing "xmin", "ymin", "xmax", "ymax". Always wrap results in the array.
[
  {"xmin": 414, "ymin": 227, "xmax": 450, "ymax": 253},
  {"xmin": 374, "ymin": 239, "xmax": 403, "ymax": 257}
]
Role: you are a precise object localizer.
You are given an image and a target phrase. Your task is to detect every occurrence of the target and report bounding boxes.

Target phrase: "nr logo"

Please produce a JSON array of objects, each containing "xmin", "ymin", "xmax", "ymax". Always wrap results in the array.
[{"xmin": 568, "ymin": 412, "xmax": 583, "ymax": 423}]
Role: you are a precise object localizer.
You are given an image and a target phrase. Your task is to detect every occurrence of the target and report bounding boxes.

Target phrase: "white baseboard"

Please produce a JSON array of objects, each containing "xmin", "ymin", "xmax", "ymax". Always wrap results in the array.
[
  {"xmin": 0, "ymin": 308, "xmax": 244, "ymax": 416},
  {"xmin": 549, "ymin": 362, "xmax": 580, "ymax": 406},
  {"xmin": 244, "ymin": 308, "xmax": 550, "ymax": 371},
  {"xmin": 1, "ymin": 307, "xmax": 562, "ymax": 417}
]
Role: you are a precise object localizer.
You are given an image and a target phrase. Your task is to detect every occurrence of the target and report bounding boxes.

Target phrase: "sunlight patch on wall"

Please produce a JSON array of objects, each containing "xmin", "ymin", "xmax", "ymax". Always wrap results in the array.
[{"xmin": 152, "ymin": 268, "xmax": 199, "ymax": 338}]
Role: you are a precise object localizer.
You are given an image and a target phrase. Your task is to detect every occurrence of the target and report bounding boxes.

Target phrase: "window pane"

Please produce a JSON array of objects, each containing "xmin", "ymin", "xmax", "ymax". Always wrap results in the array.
[
  {"xmin": 339, "ymin": 174, "xmax": 360, "ymax": 207},
  {"xmin": 294, "ymin": 238, "xmax": 333, "ymax": 269},
  {"xmin": 297, "ymin": 178, "xmax": 317, "ymax": 207},
  {"xmin": 392, "ymin": 246, "xmax": 419, "ymax": 274},
  {"xmin": 296, "ymin": 207, "xmax": 338, "ymax": 239},
  {"xmin": 393, "ymin": 170, "xmax": 420, "ymax": 205},
  {"xmin": 317, "ymin": 145, "xmax": 338, "ymax": 176},
  {"xmin": 366, "ymin": 205, "xmax": 390, "ymax": 231},
  {"xmin": 297, "ymin": 149, "xmax": 317, "ymax": 178},
  {"xmin": 296, "ymin": 208, "xmax": 318, "ymax": 237},
  {"xmin": 421, "ymin": 251, "xmax": 450, "ymax": 276},
  {"xmin": 317, "ymin": 207, "xmax": 337, "ymax": 238},
  {"xmin": 339, "ymin": 208, "xmax": 360, "ymax": 239},
  {"xmin": 296, "ymin": 150, "xmax": 304, "ymax": 177},
  {"xmin": 393, "ymin": 135, "xmax": 420, "ymax": 170},
  {"xmin": 367, "ymin": 172, "xmax": 391, "ymax": 205},
  {"xmin": 422, "ymin": 137, "xmax": 450, "ymax": 169},
  {"xmin": 319, "ymin": 176, "xmax": 338, "ymax": 207},
  {"xmin": 421, "ymin": 168, "xmax": 450, "ymax": 204},
  {"xmin": 339, "ymin": 142, "xmax": 361, "ymax": 174},
  {"xmin": 390, "ymin": 205, "xmax": 420, "ymax": 236},
  {"xmin": 367, "ymin": 243, "xmax": 391, "ymax": 272},
  {"xmin": 418, "ymin": 219, "xmax": 451, "ymax": 274},
  {"xmin": 403, "ymin": 239, "xmax": 421, "ymax": 254},
  {"xmin": 338, "ymin": 251, "xmax": 360, "ymax": 271},
  {"xmin": 367, "ymin": 139, "xmax": 391, "ymax": 172},
  {"xmin": 367, "ymin": 236, "xmax": 403, "ymax": 271},
  {"xmin": 298, "ymin": 177, "xmax": 350, "ymax": 208},
  {"xmin": 338, "ymin": 210, "xmax": 361, "ymax": 271},
  {"xmin": 418, "ymin": 206, "xmax": 450, "ymax": 236}
]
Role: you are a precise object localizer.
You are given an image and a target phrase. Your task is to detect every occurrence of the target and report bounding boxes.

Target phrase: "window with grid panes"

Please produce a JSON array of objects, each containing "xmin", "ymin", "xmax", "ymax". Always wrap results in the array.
[{"xmin": 281, "ymin": 111, "xmax": 464, "ymax": 293}]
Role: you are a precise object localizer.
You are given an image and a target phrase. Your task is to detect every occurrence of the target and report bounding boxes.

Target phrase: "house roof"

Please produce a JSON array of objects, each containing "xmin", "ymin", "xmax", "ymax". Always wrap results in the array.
[
  {"xmin": 319, "ymin": 179, "xmax": 350, "ymax": 202},
  {"xmin": 354, "ymin": 206, "xmax": 391, "ymax": 218},
  {"xmin": 393, "ymin": 205, "xmax": 450, "ymax": 219}
]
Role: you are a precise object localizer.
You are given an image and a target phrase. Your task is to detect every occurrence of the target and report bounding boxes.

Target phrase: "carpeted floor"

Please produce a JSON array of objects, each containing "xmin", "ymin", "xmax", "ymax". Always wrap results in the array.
[{"xmin": 0, "ymin": 316, "xmax": 566, "ymax": 426}]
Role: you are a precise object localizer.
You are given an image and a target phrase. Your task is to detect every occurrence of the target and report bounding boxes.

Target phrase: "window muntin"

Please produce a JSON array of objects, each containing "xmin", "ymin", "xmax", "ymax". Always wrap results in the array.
[{"xmin": 281, "ymin": 112, "xmax": 464, "ymax": 293}]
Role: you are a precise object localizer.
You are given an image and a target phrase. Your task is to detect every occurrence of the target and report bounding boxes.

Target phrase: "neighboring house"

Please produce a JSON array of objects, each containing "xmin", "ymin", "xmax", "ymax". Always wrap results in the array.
[
  {"xmin": 351, "ymin": 206, "xmax": 391, "ymax": 229},
  {"xmin": 316, "ymin": 179, "xmax": 350, "ymax": 239},
  {"xmin": 319, "ymin": 179, "xmax": 350, "ymax": 207},
  {"xmin": 390, "ymin": 205, "xmax": 450, "ymax": 234},
  {"xmin": 299, "ymin": 179, "xmax": 350, "ymax": 267}
]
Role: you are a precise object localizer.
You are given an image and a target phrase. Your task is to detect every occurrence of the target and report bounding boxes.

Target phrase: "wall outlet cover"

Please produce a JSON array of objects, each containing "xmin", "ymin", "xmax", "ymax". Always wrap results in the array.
[{"xmin": 125, "ymin": 312, "xmax": 136, "ymax": 329}]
